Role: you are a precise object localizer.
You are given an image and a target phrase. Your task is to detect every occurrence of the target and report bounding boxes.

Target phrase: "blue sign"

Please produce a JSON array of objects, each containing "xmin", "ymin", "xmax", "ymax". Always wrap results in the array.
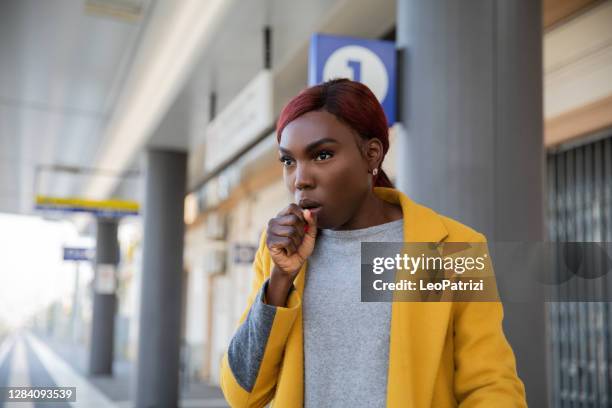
[
  {"xmin": 233, "ymin": 243, "xmax": 257, "ymax": 264},
  {"xmin": 63, "ymin": 247, "xmax": 95, "ymax": 261},
  {"xmin": 309, "ymin": 33, "xmax": 396, "ymax": 125}
]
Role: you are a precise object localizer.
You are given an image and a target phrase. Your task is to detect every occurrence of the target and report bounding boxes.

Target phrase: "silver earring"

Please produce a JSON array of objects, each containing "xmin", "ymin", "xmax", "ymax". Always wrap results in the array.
[{"xmin": 372, "ymin": 168, "xmax": 378, "ymax": 176}]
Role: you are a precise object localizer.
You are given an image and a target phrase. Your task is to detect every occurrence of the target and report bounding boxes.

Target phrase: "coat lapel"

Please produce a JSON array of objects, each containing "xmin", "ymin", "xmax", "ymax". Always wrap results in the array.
[{"xmin": 374, "ymin": 187, "xmax": 453, "ymax": 408}]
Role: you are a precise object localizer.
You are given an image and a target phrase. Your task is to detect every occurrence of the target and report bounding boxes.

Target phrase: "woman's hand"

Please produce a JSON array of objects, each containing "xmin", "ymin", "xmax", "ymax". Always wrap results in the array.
[{"xmin": 266, "ymin": 203, "xmax": 318, "ymax": 279}]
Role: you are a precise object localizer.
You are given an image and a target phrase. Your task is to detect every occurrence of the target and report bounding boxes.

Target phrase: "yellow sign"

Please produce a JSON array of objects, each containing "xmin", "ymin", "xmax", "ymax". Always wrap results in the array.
[{"xmin": 35, "ymin": 196, "xmax": 139, "ymax": 217}]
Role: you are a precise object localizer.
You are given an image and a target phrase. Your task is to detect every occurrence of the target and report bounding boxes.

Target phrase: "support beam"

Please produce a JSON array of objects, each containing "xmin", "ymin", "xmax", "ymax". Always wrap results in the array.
[
  {"xmin": 135, "ymin": 149, "xmax": 187, "ymax": 408},
  {"xmin": 89, "ymin": 218, "xmax": 119, "ymax": 376}
]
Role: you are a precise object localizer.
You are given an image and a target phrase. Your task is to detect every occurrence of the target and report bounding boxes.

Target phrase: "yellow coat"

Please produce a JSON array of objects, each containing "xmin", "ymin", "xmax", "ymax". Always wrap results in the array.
[{"xmin": 220, "ymin": 187, "xmax": 527, "ymax": 407}]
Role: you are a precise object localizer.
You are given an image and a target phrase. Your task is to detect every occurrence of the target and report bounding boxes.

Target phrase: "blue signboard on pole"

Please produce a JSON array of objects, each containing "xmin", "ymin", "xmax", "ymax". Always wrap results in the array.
[
  {"xmin": 308, "ymin": 33, "xmax": 396, "ymax": 125},
  {"xmin": 63, "ymin": 247, "xmax": 95, "ymax": 261}
]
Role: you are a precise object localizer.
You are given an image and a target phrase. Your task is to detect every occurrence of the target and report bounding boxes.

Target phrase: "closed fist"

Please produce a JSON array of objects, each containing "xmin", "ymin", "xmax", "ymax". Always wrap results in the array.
[{"xmin": 266, "ymin": 203, "xmax": 318, "ymax": 278}]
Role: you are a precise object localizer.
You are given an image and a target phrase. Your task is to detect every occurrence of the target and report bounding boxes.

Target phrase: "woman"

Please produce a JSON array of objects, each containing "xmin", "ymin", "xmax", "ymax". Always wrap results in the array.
[{"xmin": 220, "ymin": 79, "xmax": 527, "ymax": 407}]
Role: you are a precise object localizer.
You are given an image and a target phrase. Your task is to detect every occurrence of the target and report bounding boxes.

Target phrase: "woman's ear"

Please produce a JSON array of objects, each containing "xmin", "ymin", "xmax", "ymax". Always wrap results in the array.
[{"xmin": 364, "ymin": 138, "xmax": 383, "ymax": 170}]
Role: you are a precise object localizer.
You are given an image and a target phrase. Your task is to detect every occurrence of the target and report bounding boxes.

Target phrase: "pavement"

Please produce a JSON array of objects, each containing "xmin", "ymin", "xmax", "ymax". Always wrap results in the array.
[{"xmin": 0, "ymin": 332, "xmax": 229, "ymax": 408}]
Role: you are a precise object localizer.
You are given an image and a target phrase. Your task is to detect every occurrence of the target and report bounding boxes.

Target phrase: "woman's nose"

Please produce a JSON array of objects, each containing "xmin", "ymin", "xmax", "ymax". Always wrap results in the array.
[{"xmin": 294, "ymin": 163, "xmax": 314, "ymax": 190}]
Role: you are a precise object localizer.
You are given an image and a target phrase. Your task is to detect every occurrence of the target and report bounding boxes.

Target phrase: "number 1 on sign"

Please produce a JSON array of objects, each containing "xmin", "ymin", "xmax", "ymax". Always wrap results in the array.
[{"xmin": 347, "ymin": 59, "xmax": 361, "ymax": 81}]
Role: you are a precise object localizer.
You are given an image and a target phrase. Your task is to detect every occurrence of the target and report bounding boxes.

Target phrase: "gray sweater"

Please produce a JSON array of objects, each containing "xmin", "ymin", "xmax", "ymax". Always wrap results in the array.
[{"xmin": 303, "ymin": 218, "xmax": 404, "ymax": 407}]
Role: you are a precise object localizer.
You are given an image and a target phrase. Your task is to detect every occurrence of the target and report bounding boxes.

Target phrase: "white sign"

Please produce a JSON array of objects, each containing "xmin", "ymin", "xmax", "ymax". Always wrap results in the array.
[
  {"xmin": 95, "ymin": 264, "xmax": 116, "ymax": 294},
  {"xmin": 323, "ymin": 45, "xmax": 389, "ymax": 102},
  {"xmin": 204, "ymin": 70, "xmax": 273, "ymax": 173}
]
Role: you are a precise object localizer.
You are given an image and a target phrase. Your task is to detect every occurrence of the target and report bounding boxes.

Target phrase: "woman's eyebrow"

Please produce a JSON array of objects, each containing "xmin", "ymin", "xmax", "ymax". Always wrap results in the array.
[{"xmin": 279, "ymin": 137, "xmax": 340, "ymax": 155}]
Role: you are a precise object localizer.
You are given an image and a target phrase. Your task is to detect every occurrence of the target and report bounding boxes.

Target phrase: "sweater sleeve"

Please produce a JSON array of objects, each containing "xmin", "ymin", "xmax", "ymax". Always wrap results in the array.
[
  {"xmin": 453, "ymin": 233, "xmax": 528, "ymax": 407},
  {"xmin": 220, "ymin": 230, "xmax": 302, "ymax": 408}
]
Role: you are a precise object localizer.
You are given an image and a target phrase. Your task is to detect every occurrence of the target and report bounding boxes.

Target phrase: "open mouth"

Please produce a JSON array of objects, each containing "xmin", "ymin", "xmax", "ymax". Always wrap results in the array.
[
  {"xmin": 303, "ymin": 205, "xmax": 322, "ymax": 215},
  {"xmin": 298, "ymin": 199, "xmax": 323, "ymax": 215}
]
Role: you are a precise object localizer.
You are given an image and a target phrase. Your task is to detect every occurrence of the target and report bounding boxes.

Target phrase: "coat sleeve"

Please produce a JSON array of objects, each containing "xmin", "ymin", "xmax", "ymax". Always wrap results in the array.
[
  {"xmin": 219, "ymin": 230, "xmax": 302, "ymax": 408},
  {"xmin": 453, "ymin": 233, "xmax": 528, "ymax": 407}
]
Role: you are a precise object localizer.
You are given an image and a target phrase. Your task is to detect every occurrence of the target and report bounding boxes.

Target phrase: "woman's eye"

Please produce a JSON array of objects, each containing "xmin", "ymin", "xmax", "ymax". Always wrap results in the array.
[
  {"xmin": 315, "ymin": 151, "xmax": 333, "ymax": 161},
  {"xmin": 279, "ymin": 156, "xmax": 294, "ymax": 166}
]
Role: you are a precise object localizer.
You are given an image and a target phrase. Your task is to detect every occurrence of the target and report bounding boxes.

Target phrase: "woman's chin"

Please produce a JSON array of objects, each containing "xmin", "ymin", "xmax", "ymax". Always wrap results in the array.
[{"xmin": 313, "ymin": 217, "xmax": 328, "ymax": 229}]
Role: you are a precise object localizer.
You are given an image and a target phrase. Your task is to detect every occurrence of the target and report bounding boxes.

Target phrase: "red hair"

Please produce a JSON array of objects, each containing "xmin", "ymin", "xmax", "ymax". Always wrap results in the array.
[{"xmin": 276, "ymin": 78, "xmax": 394, "ymax": 188}]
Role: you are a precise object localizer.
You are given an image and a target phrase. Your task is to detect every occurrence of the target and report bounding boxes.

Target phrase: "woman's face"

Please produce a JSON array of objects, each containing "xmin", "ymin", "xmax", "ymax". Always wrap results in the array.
[{"xmin": 278, "ymin": 110, "xmax": 380, "ymax": 229}]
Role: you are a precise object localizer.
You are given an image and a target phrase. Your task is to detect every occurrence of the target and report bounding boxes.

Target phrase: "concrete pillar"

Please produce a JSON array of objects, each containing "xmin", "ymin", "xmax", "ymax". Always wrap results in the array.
[
  {"xmin": 396, "ymin": 0, "xmax": 547, "ymax": 406},
  {"xmin": 89, "ymin": 218, "xmax": 119, "ymax": 376},
  {"xmin": 135, "ymin": 149, "xmax": 187, "ymax": 408}
]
